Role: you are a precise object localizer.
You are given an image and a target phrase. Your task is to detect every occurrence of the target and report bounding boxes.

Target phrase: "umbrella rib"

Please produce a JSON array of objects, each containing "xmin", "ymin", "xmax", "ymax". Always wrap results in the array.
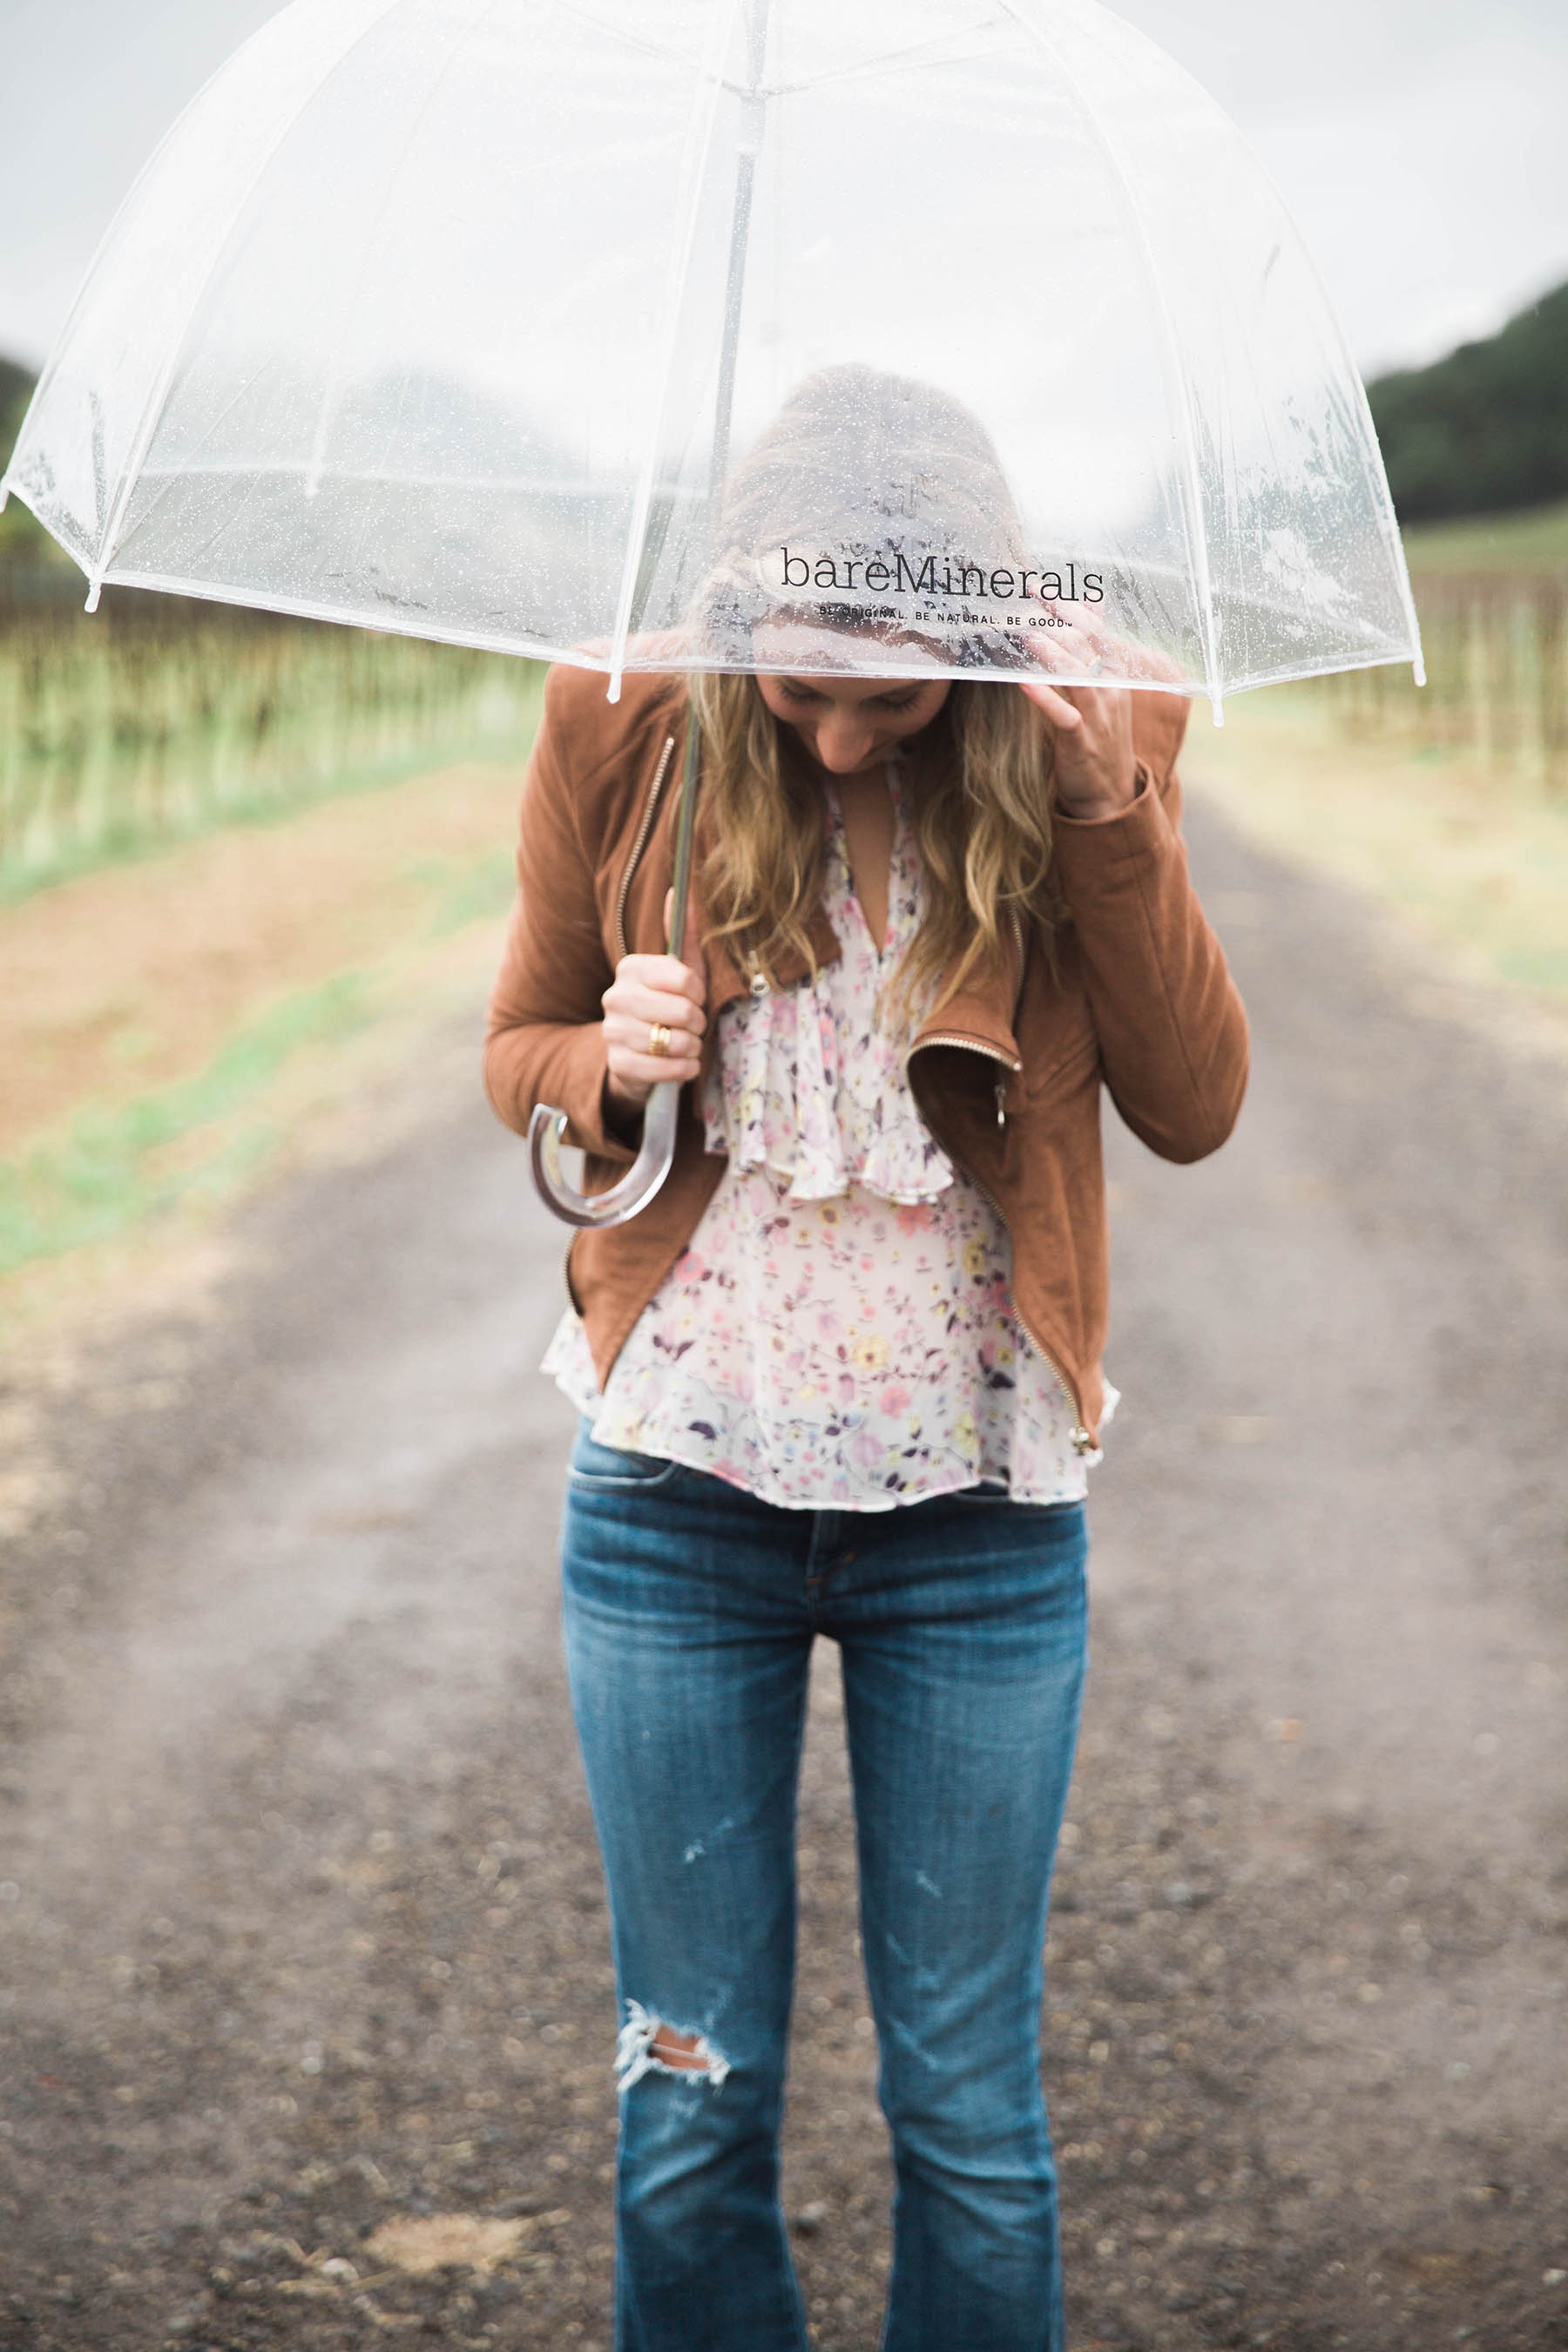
[
  {"xmin": 1244, "ymin": 165, "xmax": 1424, "ymax": 688},
  {"xmin": 302, "ymin": 0, "xmax": 510, "ymax": 504},
  {"xmin": 760, "ymin": 18, "xmax": 1010, "ymax": 103},
  {"xmin": 89, "ymin": 0, "xmax": 408, "ymax": 606},
  {"xmin": 533, "ymin": 0, "xmax": 970, "ymax": 106},
  {"xmin": 94, "ymin": 283, "xmax": 349, "ymax": 559},
  {"xmin": 544, "ymin": 0, "xmax": 707, "ymax": 81},
  {"xmin": 992, "ymin": 0, "xmax": 1222, "ymax": 713},
  {"xmin": 605, "ymin": 0, "xmax": 742, "ymax": 700},
  {"xmin": 0, "ymin": 2, "xmax": 348, "ymax": 558}
]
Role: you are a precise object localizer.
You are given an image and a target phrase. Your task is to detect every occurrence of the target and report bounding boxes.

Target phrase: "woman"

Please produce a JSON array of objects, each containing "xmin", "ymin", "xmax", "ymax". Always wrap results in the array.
[{"xmin": 483, "ymin": 369, "xmax": 1248, "ymax": 2352}]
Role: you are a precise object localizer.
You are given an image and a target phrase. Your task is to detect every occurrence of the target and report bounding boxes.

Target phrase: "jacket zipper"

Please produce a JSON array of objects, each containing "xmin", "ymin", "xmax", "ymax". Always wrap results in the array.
[
  {"xmin": 915, "ymin": 1032, "xmax": 1017, "ymax": 1130},
  {"xmin": 905, "ymin": 1032, "xmax": 1096, "ymax": 1456},
  {"xmin": 920, "ymin": 917, "xmax": 1026, "ymax": 1129},
  {"xmin": 614, "ymin": 733, "xmax": 678, "ymax": 964}
]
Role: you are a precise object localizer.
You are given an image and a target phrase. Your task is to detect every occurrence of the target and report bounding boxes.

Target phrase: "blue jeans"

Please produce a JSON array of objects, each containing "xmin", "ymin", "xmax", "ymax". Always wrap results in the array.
[{"xmin": 560, "ymin": 1424, "xmax": 1090, "ymax": 2352}]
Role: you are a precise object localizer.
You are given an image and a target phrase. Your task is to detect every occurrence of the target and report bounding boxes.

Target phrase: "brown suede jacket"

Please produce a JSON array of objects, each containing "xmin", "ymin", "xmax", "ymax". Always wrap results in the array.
[{"xmin": 483, "ymin": 665, "xmax": 1249, "ymax": 1450}]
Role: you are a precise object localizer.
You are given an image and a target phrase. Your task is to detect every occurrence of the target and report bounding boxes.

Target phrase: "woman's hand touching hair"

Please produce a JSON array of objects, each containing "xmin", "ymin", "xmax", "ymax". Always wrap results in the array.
[
  {"xmin": 1017, "ymin": 609, "xmax": 1189, "ymax": 819},
  {"xmin": 1018, "ymin": 674, "xmax": 1139, "ymax": 821}
]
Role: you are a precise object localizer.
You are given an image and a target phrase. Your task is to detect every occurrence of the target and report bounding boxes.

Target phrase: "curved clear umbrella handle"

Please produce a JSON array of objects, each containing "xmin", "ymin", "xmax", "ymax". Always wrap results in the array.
[
  {"xmin": 527, "ymin": 716, "xmax": 700, "ymax": 1231},
  {"xmin": 528, "ymin": 1079, "xmax": 680, "ymax": 1229}
]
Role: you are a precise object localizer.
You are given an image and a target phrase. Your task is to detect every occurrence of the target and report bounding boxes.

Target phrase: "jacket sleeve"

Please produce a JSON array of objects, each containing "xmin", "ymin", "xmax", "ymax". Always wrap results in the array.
[
  {"xmin": 1051, "ymin": 761, "xmax": 1249, "ymax": 1163},
  {"xmin": 483, "ymin": 674, "xmax": 636, "ymax": 1166}
]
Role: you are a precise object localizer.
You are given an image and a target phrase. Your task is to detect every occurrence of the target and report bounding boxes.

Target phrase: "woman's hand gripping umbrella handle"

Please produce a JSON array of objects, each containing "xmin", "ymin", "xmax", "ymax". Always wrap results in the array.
[{"xmin": 530, "ymin": 720, "xmax": 701, "ymax": 1229}]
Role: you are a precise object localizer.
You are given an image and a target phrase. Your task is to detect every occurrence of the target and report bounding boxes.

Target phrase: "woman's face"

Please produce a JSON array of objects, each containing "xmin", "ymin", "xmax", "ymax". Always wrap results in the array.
[{"xmin": 754, "ymin": 670, "xmax": 952, "ymax": 777}]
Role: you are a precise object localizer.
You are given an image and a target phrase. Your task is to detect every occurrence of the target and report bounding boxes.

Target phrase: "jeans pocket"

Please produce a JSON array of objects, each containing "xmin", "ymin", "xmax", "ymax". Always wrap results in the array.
[
  {"xmin": 568, "ymin": 1424, "xmax": 681, "ymax": 1493},
  {"xmin": 952, "ymin": 1483, "xmax": 1085, "ymax": 1521}
]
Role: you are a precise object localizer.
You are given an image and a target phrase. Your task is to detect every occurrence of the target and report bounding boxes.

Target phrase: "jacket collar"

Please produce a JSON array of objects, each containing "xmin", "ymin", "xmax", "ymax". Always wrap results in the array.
[{"xmin": 699, "ymin": 893, "xmax": 841, "ymax": 1019}]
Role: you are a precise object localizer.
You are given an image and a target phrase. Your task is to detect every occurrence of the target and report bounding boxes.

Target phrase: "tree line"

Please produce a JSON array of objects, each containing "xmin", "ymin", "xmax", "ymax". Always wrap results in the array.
[
  {"xmin": 0, "ymin": 357, "xmax": 51, "ymax": 567},
  {"xmin": 1367, "ymin": 281, "xmax": 1568, "ymax": 525}
]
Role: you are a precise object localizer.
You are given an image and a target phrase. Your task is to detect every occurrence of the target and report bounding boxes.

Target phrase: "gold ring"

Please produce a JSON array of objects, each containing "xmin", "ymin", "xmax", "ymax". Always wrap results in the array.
[{"xmin": 648, "ymin": 1023, "xmax": 672, "ymax": 1058}]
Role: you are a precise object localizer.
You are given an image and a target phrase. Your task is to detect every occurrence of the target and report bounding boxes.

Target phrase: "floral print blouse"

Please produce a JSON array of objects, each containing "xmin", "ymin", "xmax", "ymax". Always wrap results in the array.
[{"xmin": 542, "ymin": 758, "xmax": 1116, "ymax": 1509}]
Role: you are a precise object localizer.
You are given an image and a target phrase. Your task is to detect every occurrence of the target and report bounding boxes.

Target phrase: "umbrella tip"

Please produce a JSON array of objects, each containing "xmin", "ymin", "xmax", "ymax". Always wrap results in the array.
[
  {"xmin": 84, "ymin": 578, "xmax": 103, "ymax": 615},
  {"xmin": 1210, "ymin": 693, "xmax": 1225, "ymax": 728},
  {"xmin": 606, "ymin": 666, "xmax": 624, "ymax": 705},
  {"xmin": 1412, "ymin": 655, "xmax": 1427, "ymax": 689}
]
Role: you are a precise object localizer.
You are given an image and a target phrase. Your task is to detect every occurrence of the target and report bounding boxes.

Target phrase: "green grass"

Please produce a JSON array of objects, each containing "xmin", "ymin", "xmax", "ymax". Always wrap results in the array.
[
  {"xmin": 0, "ymin": 970, "xmax": 374, "ymax": 1275},
  {"xmin": 413, "ymin": 846, "xmax": 520, "ymax": 939},
  {"xmin": 0, "ymin": 823, "xmax": 524, "ymax": 1283},
  {"xmin": 1402, "ymin": 497, "xmax": 1568, "ymax": 575}
]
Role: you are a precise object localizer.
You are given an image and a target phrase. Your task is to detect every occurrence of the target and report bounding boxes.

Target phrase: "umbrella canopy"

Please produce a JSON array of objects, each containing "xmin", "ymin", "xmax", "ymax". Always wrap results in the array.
[{"xmin": 4, "ymin": 0, "xmax": 1421, "ymax": 713}]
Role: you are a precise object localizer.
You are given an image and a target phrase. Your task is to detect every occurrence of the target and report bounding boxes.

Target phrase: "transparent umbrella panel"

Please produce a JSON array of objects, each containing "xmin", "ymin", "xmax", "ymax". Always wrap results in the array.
[{"xmin": 4, "ymin": 0, "xmax": 1421, "ymax": 706}]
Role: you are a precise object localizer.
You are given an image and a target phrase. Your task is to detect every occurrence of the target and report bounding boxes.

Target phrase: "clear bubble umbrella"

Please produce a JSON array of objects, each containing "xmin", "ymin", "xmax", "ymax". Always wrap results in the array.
[{"xmin": 3, "ymin": 0, "xmax": 1423, "ymax": 1225}]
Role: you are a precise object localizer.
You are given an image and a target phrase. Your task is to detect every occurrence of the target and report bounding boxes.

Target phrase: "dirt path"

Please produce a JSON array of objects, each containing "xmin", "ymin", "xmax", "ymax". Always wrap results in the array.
[
  {"xmin": 0, "ymin": 756, "xmax": 528, "ymax": 1373},
  {"xmin": 0, "ymin": 759, "xmax": 528, "ymax": 1158},
  {"xmin": 0, "ymin": 796, "xmax": 1565, "ymax": 2352}
]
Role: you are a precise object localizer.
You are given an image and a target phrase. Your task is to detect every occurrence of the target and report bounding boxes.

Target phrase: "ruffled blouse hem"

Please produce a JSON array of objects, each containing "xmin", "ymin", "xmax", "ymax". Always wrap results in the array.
[
  {"xmin": 709, "ymin": 1140, "xmax": 955, "ymax": 1210},
  {"xmin": 573, "ymin": 1422, "xmax": 1089, "ymax": 1513}
]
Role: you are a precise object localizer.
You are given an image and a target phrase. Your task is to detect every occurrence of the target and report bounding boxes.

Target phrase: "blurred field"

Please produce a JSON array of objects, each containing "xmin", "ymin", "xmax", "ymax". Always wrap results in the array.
[
  {"xmin": 1187, "ymin": 501, "xmax": 1568, "ymax": 1020},
  {"xmin": 1318, "ymin": 577, "xmax": 1565, "ymax": 794},
  {"xmin": 1402, "ymin": 497, "xmax": 1568, "ymax": 575},
  {"xmin": 0, "ymin": 582, "xmax": 540, "ymax": 898},
  {"xmin": 1187, "ymin": 684, "xmax": 1568, "ymax": 1018}
]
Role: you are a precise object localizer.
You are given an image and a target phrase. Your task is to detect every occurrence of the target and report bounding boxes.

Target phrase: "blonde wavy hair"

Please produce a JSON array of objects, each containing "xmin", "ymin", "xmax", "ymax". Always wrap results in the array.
[
  {"xmin": 690, "ymin": 364, "xmax": 1061, "ymax": 1022},
  {"xmin": 693, "ymin": 672, "xmax": 1058, "ymax": 1023}
]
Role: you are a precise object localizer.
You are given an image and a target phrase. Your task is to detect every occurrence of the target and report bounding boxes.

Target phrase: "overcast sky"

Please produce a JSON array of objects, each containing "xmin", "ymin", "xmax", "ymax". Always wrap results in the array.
[{"xmin": 3, "ymin": 0, "xmax": 1565, "ymax": 381}]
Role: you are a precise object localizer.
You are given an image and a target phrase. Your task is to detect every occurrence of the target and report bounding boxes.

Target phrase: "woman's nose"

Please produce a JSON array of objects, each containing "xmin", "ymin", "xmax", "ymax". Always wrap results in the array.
[{"xmin": 814, "ymin": 717, "xmax": 876, "ymax": 770}]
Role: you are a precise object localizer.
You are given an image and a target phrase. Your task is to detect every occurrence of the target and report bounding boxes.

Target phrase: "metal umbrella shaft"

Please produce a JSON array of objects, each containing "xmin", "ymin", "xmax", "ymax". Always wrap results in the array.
[{"xmin": 531, "ymin": 0, "xmax": 768, "ymax": 1230}]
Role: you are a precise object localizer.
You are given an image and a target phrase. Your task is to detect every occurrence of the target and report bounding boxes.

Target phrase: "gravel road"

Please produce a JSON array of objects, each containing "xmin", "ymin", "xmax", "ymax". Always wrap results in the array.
[{"xmin": 1, "ymin": 794, "xmax": 1565, "ymax": 2352}]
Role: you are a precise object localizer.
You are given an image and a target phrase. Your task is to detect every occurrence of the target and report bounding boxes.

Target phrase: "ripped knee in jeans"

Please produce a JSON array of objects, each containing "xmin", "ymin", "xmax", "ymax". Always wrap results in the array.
[{"xmin": 616, "ymin": 1999, "xmax": 731, "ymax": 2091}]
